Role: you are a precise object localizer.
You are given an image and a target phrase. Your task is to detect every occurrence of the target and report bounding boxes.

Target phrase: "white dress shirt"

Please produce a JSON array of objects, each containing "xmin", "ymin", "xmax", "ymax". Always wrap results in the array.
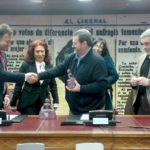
[{"xmin": 35, "ymin": 61, "xmax": 45, "ymax": 84}]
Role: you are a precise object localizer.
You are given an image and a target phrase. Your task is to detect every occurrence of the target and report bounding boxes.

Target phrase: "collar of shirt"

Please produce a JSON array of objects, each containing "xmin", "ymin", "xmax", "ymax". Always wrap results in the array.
[
  {"xmin": 35, "ymin": 61, "xmax": 45, "ymax": 73},
  {"xmin": 74, "ymin": 48, "xmax": 91, "ymax": 62},
  {"xmin": 146, "ymin": 55, "xmax": 150, "ymax": 59}
]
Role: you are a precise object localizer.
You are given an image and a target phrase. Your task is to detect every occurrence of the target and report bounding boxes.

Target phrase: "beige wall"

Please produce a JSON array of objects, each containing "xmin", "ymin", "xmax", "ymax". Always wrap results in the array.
[{"xmin": 55, "ymin": 78, "xmax": 69, "ymax": 115}]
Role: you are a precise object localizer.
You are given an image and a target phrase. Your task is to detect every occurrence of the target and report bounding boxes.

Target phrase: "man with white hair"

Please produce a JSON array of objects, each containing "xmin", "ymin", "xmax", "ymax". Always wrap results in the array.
[{"xmin": 129, "ymin": 28, "xmax": 150, "ymax": 114}]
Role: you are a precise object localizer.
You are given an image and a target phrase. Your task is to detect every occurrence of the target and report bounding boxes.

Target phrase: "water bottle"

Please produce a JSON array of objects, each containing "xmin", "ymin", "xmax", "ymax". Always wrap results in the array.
[
  {"xmin": 67, "ymin": 69, "xmax": 75, "ymax": 89},
  {"xmin": 39, "ymin": 98, "xmax": 56, "ymax": 119}
]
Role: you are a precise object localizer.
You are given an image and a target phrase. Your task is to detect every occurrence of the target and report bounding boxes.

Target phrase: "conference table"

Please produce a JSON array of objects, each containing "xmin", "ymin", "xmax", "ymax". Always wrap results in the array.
[{"xmin": 0, "ymin": 115, "xmax": 150, "ymax": 150}]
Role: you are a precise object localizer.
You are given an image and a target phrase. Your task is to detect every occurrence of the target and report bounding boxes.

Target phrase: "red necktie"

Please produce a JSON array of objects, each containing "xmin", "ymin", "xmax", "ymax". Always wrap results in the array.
[
  {"xmin": 0, "ymin": 51, "xmax": 7, "ymax": 71},
  {"xmin": 0, "ymin": 51, "xmax": 7, "ymax": 94}
]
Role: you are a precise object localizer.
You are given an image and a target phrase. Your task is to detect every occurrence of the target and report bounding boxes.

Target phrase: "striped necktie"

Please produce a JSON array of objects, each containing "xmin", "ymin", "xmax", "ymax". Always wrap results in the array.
[{"xmin": 0, "ymin": 51, "xmax": 7, "ymax": 71}]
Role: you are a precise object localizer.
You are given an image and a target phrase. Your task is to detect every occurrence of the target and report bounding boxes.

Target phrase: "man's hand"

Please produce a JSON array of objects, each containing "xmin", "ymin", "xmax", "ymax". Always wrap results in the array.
[
  {"xmin": 3, "ymin": 95, "xmax": 10, "ymax": 107},
  {"xmin": 9, "ymin": 106, "xmax": 17, "ymax": 111},
  {"xmin": 131, "ymin": 76, "xmax": 150, "ymax": 86},
  {"xmin": 130, "ymin": 77, "xmax": 140, "ymax": 87},
  {"xmin": 137, "ymin": 77, "xmax": 150, "ymax": 86},
  {"xmin": 66, "ymin": 80, "xmax": 80, "ymax": 92},
  {"xmin": 25, "ymin": 73, "xmax": 38, "ymax": 84}
]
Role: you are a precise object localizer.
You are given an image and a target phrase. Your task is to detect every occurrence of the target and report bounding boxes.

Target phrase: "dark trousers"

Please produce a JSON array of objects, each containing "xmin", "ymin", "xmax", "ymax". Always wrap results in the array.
[
  {"xmin": 105, "ymin": 90, "xmax": 113, "ymax": 110},
  {"xmin": 134, "ymin": 93, "xmax": 150, "ymax": 115}
]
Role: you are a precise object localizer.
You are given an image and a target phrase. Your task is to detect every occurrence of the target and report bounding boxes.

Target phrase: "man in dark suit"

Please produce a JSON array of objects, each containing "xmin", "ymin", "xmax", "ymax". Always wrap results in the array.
[{"xmin": 0, "ymin": 23, "xmax": 35, "ymax": 109}]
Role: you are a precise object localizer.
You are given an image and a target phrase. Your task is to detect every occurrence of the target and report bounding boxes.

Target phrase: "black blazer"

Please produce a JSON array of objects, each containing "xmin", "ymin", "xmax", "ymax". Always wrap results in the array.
[
  {"xmin": 10, "ymin": 62, "xmax": 59, "ymax": 110},
  {"xmin": 39, "ymin": 50, "xmax": 108, "ymax": 115}
]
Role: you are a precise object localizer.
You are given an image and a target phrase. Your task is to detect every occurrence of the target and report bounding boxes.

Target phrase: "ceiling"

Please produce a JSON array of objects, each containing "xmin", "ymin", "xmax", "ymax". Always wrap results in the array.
[{"xmin": 0, "ymin": 0, "xmax": 150, "ymax": 15}]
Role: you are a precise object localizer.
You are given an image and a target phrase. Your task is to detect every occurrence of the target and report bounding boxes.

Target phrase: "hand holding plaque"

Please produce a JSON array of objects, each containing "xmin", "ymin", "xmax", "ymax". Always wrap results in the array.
[{"xmin": 67, "ymin": 69, "xmax": 75, "ymax": 89}]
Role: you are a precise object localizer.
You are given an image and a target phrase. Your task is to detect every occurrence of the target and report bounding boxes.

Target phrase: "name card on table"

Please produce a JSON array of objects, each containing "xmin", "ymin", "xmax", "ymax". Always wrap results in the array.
[{"xmin": 93, "ymin": 117, "xmax": 109, "ymax": 125}]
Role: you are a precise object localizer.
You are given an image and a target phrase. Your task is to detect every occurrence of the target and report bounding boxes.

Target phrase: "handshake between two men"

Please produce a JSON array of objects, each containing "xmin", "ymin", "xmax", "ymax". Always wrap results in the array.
[
  {"xmin": 25, "ymin": 73, "xmax": 39, "ymax": 84},
  {"xmin": 25, "ymin": 72, "xmax": 81, "ymax": 92}
]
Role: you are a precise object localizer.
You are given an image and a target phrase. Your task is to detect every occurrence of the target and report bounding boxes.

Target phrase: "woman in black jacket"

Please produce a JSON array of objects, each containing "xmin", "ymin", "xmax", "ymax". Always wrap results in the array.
[
  {"xmin": 10, "ymin": 39, "xmax": 59, "ymax": 115},
  {"xmin": 93, "ymin": 38, "xmax": 119, "ymax": 110}
]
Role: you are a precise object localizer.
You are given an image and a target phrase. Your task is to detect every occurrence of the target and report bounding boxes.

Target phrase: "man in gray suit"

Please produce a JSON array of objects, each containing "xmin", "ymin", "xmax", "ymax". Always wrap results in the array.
[
  {"xmin": 0, "ymin": 23, "xmax": 35, "ymax": 109},
  {"xmin": 129, "ymin": 28, "xmax": 150, "ymax": 114}
]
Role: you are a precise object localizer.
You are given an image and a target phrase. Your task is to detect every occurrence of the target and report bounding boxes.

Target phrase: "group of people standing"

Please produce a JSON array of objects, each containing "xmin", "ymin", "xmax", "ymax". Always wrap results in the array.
[
  {"xmin": 0, "ymin": 24, "xmax": 59, "ymax": 115},
  {"xmin": 0, "ymin": 23, "xmax": 150, "ymax": 115}
]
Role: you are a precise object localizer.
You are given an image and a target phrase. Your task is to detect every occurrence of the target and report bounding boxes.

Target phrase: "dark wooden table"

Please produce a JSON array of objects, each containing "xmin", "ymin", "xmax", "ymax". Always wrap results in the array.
[{"xmin": 0, "ymin": 115, "xmax": 150, "ymax": 150}]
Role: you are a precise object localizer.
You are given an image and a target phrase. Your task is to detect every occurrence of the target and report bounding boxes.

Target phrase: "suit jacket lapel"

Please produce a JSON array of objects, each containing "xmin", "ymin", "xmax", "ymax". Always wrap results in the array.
[
  {"xmin": 137, "ymin": 54, "xmax": 147, "ymax": 76},
  {"xmin": 31, "ymin": 62, "xmax": 38, "ymax": 73},
  {"xmin": 40, "ymin": 64, "xmax": 49, "ymax": 85},
  {"xmin": 30, "ymin": 62, "xmax": 41, "ymax": 85}
]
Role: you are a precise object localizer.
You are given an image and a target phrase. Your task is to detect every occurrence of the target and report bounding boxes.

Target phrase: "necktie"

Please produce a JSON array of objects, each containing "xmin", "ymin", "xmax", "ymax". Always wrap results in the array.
[
  {"xmin": 0, "ymin": 51, "xmax": 7, "ymax": 71},
  {"xmin": 77, "ymin": 58, "xmax": 80, "ymax": 67},
  {"xmin": 0, "ymin": 51, "xmax": 7, "ymax": 94},
  {"xmin": 140, "ymin": 56, "xmax": 150, "ymax": 77}
]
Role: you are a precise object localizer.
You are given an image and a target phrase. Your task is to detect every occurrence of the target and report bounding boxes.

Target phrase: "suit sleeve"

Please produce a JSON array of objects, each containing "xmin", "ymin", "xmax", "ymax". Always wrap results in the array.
[
  {"xmin": 0, "ymin": 68, "xmax": 25, "ymax": 83},
  {"xmin": 38, "ymin": 57, "xmax": 69, "ymax": 80}
]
